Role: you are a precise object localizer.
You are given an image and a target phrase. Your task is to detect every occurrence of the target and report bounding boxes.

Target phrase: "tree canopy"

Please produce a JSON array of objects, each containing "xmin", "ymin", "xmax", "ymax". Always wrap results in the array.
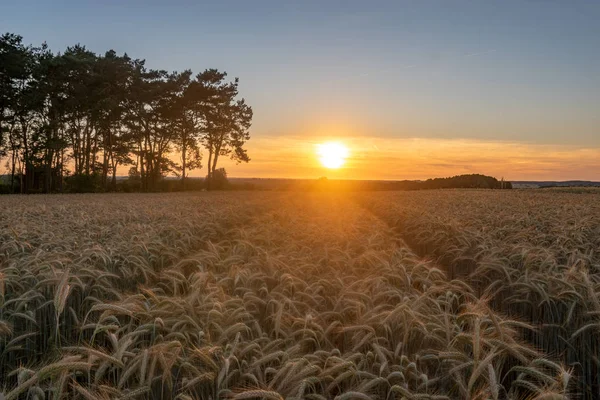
[{"xmin": 0, "ymin": 32, "xmax": 252, "ymax": 193}]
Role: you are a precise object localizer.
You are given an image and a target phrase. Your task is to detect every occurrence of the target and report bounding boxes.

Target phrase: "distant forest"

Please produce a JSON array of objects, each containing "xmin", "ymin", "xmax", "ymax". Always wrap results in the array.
[
  {"xmin": 237, "ymin": 174, "xmax": 512, "ymax": 191},
  {"xmin": 0, "ymin": 32, "xmax": 252, "ymax": 194}
]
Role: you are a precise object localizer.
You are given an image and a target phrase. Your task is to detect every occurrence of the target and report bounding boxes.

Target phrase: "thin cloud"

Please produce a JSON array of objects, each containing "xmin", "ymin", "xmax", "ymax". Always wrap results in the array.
[{"xmin": 464, "ymin": 49, "xmax": 497, "ymax": 58}]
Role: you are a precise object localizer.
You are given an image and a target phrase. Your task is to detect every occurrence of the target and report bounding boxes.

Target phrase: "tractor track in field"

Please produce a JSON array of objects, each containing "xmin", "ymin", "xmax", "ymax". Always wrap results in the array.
[{"xmin": 353, "ymin": 196, "xmax": 462, "ymax": 281}]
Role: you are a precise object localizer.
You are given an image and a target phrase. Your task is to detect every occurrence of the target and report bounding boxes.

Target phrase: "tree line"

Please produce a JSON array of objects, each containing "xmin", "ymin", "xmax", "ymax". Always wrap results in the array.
[
  {"xmin": 0, "ymin": 32, "xmax": 252, "ymax": 193},
  {"xmin": 272, "ymin": 174, "xmax": 513, "ymax": 191}
]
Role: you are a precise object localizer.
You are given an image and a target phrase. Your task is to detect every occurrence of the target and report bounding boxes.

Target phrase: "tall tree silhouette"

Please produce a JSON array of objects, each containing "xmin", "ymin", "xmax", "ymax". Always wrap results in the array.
[
  {"xmin": 193, "ymin": 69, "xmax": 252, "ymax": 190},
  {"xmin": 0, "ymin": 33, "xmax": 32, "ymax": 192},
  {"xmin": 166, "ymin": 70, "xmax": 203, "ymax": 190},
  {"xmin": 60, "ymin": 45, "xmax": 97, "ymax": 177}
]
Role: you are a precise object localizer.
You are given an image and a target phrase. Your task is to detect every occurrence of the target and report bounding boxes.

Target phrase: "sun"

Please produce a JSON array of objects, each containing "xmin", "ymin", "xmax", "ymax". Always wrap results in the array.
[{"xmin": 316, "ymin": 142, "xmax": 349, "ymax": 169}]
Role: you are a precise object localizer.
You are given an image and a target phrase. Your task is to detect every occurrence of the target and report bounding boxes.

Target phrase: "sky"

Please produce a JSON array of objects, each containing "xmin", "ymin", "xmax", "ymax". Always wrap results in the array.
[{"xmin": 2, "ymin": 0, "xmax": 599, "ymax": 180}]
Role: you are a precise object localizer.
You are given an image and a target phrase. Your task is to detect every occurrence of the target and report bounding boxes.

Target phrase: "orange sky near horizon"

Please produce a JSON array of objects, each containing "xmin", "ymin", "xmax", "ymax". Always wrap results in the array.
[
  {"xmin": 4, "ymin": 133, "xmax": 596, "ymax": 183},
  {"xmin": 210, "ymin": 135, "xmax": 600, "ymax": 182}
]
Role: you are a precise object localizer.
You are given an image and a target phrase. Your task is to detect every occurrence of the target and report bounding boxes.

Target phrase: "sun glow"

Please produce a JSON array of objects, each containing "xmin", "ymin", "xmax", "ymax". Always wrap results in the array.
[{"xmin": 316, "ymin": 142, "xmax": 349, "ymax": 169}]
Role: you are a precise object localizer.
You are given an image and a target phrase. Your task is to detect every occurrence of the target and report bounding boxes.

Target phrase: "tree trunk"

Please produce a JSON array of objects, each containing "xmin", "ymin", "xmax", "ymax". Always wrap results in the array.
[
  {"xmin": 102, "ymin": 152, "xmax": 108, "ymax": 188},
  {"xmin": 84, "ymin": 122, "xmax": 92, "ymax": 175},
  {"xmin": 20, "ymin": 118, "xmax": 30, "ymax": 193},
  {"xmin": 10, "ymin": 149, "xmax": 16, "ymax": 194},
  {"xmin": 44, "ymin": 147, "xmax": 53, "ymax": 193},
  {"xmin": 181, "ymin": 140, "xmax": 187, "ymax": 191},
  {"xmin": 44, "ymin": 119, "xmax": 56, "ymax": 193},
  {"xmin": 206, "ymin": 149, "xmax": 213, "ymax": 190},
  {"xmin": 139, "ymin": 142, "xmax": 145, "ymax": 192},
  {"xmin": 19, "ymin": 160, "xmax": 24, "ymax": 194},
  {"xmin": 211, "ymin": 152, "xmax": 219, "ymax": 178},
  {"xmin": 102, "ymin": 129, "xmax": 110, "ymax": 189},
  {"xmin": 91, "ymin": 135, "xmax": 98, "ymax": 176},
  {"xmin": 111, "ymin": 158, "xmax": 117, "ymax": 190},
  {"xmin": 58, "ymin": 149, "xmax": 64, "ymax": 192}
]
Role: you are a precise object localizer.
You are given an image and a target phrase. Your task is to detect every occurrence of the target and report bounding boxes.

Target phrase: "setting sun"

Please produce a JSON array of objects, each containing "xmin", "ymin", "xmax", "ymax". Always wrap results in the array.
[{"xmin": 316, "ymin": 142, "xmax": 349, "ymax": 169}]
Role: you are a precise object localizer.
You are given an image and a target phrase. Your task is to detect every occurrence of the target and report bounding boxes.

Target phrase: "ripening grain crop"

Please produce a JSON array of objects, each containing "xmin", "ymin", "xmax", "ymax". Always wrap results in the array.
[{"xmin": 1, "ymin": 190, "xmax": 596, "ymax": 399}]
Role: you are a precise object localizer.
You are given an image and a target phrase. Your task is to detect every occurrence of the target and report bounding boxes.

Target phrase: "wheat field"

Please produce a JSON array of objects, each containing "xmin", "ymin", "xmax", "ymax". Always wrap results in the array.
[{"xmin": 0, "ymin": 190, "xmax": 598, "ymax": 399}]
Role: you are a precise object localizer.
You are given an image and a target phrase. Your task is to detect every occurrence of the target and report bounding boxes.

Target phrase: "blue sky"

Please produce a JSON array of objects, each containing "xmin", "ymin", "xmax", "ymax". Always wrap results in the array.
[{"xmin": 2, "ymin": 1, "xmax": 599, "ymax": 179}]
